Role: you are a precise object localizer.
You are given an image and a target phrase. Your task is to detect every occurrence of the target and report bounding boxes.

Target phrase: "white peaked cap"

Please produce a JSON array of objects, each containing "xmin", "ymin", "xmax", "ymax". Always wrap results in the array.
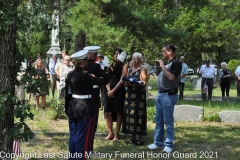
[
  {"xmin": 117, "ymin": 51, "xmax": 127, "ymax": 62},
  {"xmin": 83, "ymin": 46, "xmax": 100, "ymax": 53},
  {"xmin": 71, "ymin": 50, "xmax": 88, "ymax": 60}
]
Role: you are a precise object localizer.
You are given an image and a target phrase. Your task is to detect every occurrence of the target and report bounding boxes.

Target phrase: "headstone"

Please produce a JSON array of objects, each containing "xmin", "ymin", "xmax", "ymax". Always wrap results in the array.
[
  {"xmin": 222, "ymin": 97, "xmax": 240, "ymax": 103},
  {"xmin": 174, "ymin": 105, "xmax": 204, "ymax": 122},
  {"xmin": 219, "ymin": 110, "xmax": 240, "ymax": 123},
  {"xmin": 193, "ymin": 77, "xmax": 202, "ymax": 90}
]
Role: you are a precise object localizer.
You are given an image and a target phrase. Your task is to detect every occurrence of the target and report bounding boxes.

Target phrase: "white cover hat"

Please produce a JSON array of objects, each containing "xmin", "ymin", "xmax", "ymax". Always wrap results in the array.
[
  {"xmin": 71, "ymin": 50, "xmax": 88, "ymax": 60},
  {"xmin": 117, "ymin": 51, "xmax": 127, "ymax": 62},
  {"xmin": 83, "ymin": 46, "xmax": 100, "ymax": 53}
]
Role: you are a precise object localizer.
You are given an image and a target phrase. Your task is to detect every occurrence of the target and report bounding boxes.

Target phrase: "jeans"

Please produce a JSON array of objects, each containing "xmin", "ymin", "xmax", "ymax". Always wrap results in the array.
[{"xmin": 153, "ymin": 92, "xmax": 178, "ymax": 148}]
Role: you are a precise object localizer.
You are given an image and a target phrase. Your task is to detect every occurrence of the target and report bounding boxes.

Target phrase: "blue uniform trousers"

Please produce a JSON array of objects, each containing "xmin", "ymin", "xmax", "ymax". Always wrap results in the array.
[{"xmin": 68, "ymin": 117, "xmax": 93, "ymax": 160}]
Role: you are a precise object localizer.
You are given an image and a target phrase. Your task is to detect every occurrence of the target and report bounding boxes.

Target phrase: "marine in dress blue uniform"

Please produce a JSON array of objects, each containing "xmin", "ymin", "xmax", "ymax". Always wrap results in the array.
[
  {"xmin": 83, "ymin": 46, "xmax": 106, "ymax": 151},
  {"xmin": 65, "ymin": 49, "xmax": 109, "ymax": 160}
]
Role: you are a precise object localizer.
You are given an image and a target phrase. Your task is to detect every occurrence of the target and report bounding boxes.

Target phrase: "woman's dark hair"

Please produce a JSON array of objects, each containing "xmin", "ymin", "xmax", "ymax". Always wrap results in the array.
[{"xmin": 114, "ymin": 48, "xmax": 123, "ymax": 54}]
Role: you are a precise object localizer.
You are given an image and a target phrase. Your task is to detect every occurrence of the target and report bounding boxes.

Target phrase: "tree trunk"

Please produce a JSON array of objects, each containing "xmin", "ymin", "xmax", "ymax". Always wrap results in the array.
[
  {"xmin": 0, "ymin": 1, "xmax": 18, "ymax": 156},
  {"xmin": 75, "ymin": 31, "xmax": 86, "ymax": 51}
]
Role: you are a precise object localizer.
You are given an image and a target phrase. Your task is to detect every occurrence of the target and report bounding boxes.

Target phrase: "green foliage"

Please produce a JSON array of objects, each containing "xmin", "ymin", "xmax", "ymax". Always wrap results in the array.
[
  {"xmin": 204, "ymin": 113, "xmax": 221, "ymax": 122},
  {"xmin": 147, "ymin": 106, "xmax": 156, "ymax": 122},
  {"xmin": 50, "ymin": 99, "xmax": 67, "ymax": 120},
  {"xmin": 227, "ymin": 59, "xmax": 240, "ymax": 78},
  {"xmin": 21, "ymin": 66, "xmax": 49, "ymax": 95},
  {"xmin": 0, "ymin": 91, "xmax": 34, "ymax": 142}
]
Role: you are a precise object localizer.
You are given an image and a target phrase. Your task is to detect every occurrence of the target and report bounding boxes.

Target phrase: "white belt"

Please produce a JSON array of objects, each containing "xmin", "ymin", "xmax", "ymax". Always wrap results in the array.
[
  {"xmin": 93, "ymin": 85, "xmax": 98, "ymax": 88},
  {"xmin": 72, "ymin": 94, "xmax": 91, "ymax": 99}
]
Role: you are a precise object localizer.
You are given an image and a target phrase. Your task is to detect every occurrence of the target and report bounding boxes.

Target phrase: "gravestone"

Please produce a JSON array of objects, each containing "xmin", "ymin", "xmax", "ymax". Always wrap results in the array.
[
  {"xmin": 222, "ymin": 97, "xmax": 240, "ymax": 103},
  {"xmin": 193, "ymin": 78, "xmax": 202, "ymax": 90},
  {"xmin": 219, "ymin": 110, "xmax": 240, "ymax": 123},
  {"xmin": 174, "ymin": 105, "xmax": 204, "ymax": 122}
]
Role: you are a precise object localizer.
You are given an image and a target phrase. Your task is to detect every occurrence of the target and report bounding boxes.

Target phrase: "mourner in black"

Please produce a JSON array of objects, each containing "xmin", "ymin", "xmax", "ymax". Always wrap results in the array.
[{"xmin": 65, "ymin": 49, "xmax": 109, "ymax": 160}]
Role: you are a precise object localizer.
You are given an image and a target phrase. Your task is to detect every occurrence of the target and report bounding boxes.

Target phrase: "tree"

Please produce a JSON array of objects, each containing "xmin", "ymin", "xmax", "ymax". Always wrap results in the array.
[{"xmin": 0, "ymin": 0, "xmax": 20, "ymax": 154}]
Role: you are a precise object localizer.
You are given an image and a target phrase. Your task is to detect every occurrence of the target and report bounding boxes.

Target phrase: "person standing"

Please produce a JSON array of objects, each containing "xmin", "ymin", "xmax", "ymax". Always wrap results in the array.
[
  {"xmin": 199, "ymin": 59, "xmax": 215, "ymax": 100},
  {"xmin": 83, "ymin": 46, "xmax": 105, "ymax": 151},
  {"xmin": 219, "ymin": 62, "xmax": 232, "ymax": 97},
  {"xmin": 96, "ymin": 52, "xmax": 108, "ymax": 109},
  {"xmin": 104, "ymin": 49, "xmax": 126, "ymax": 141},
  {"xmin": 234, "ymin": 65, "xmax": 240, "ymax": 97},
  {"xmin": 122, "ymin": 52, "xmax": 147, "ymax": 145},
  {"xmin": 55, "ymin": 49, "xmax": 69, "ymax": 100},
  {"xmin": 48, "ymin": 54, "xmax": 58, "ymax": 99},
  {"xmin": 147, "ymin": 44, "xmax": 182, "ymax": 153},
  {"xmin": 65, "ymin": 50, "xmax": 109, "ymax": 160},
  {"xmin": 178, "ymin": 56, "xmax": 188, "ymax": 100}
]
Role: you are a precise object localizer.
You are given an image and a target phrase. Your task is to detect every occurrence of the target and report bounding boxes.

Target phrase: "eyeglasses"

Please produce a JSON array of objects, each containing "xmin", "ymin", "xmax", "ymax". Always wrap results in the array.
[
  {"xmin": 98, "ymin": 56, "xmax": 103, "ymax": 58},
  {"xmin": 65, "ymin": 60, "xmax": 70, "ymax": 61}
]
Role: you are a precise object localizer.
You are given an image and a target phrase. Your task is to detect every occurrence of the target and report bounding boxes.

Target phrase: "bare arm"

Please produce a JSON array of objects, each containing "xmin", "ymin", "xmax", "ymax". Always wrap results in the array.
[
  {"xmin": 159, "ymin": 60, "xmax": 176, "ymax": 81},
  {"xmin": 108, "ymin": 64, "xmax": 128, "ymax": 97}
]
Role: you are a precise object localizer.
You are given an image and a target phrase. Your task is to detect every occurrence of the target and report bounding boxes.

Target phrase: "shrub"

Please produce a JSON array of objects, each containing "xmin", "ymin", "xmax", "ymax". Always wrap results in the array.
[
  {"xmin": 204, "ymin": 113, "xmax": 221, "ymax": 122},
  {"xmin": 227, "ymin": 59, "xmax": 240, "ymax": 78},
  {"xmin": 147, "ymin": 106, "xmax": 156, "ymax": 122}
]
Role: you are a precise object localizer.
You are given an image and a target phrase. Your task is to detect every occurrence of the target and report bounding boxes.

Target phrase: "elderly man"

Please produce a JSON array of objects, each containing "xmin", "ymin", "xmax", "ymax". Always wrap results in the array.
[
  {"xmin": 49, "ymin": 54, "xmax": 58, "ymax": 99},
  {"xmin": 178, "ymin": 56, "xmax": 188, "ymax": 100},
  {"xmin": 199, "ymin": 59, "xmax": 215, "ymax": 101},
  {"xmin": 147, "ymin": 44, "xmax": 182, "ymax": 153}
]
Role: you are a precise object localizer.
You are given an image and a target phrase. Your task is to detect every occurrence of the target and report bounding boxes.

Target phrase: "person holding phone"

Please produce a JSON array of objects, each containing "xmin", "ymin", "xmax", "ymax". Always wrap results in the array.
[{"xmin": 147, "ymin": 44, "xmax": 182, "ymax": 153}]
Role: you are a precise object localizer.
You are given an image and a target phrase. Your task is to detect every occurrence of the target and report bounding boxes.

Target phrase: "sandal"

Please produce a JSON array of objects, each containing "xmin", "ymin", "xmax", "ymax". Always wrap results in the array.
[{"xmin": 135, "ymin": 140, "xmax": 144, "ymax": 146}]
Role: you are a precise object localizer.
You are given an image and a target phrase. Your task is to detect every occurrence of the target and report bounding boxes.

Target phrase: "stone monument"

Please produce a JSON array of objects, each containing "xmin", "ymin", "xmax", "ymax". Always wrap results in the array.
[{"xmin": 46, "ymin": 10, "xmax": 61, "ymax": 61}]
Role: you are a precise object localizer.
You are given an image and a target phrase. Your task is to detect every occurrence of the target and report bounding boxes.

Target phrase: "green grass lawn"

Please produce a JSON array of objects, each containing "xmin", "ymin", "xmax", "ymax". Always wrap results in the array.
[{"xmin": 18, "ymin": 76, "xmax": 240, "ymax": 160}]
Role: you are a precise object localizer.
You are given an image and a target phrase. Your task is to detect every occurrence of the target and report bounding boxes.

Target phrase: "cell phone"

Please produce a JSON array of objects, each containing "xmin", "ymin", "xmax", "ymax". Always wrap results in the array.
[{"xmin": 155, "ymin": 61, "xmax": 160, "ymax": 67}]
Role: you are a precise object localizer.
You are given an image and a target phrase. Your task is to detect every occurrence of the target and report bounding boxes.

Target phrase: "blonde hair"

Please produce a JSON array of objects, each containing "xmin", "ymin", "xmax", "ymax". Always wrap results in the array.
[{"xmin": 35, "ymin": 59, "xmax": 44, "ymax": 69}]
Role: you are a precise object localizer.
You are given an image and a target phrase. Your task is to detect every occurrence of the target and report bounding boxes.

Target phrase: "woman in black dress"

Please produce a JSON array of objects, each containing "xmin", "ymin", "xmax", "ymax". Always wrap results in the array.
[
  {"xmin": 104, "ymin": 49, "xmax": 126, "ymax": 140},
  {"xmin": 219, "ymin": 62, "xmax": 232, "ymax": 97},
  {"xmin": 122, "ymin": 52, "xmax": 147, "ymax": 145}
]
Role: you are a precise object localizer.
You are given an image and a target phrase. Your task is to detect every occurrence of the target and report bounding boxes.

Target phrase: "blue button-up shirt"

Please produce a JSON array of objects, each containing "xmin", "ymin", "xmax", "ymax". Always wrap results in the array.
[{"xmin": 49, "ymin": 60, "xmax": 57, "ymax": 75}]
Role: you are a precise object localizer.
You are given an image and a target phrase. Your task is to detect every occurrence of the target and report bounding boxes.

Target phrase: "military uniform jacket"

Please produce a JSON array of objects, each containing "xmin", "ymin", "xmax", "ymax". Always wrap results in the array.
[
  {"xmin": 65, "ymin": 67, "xmax": 109, "ymax": 118},
  {"xmin": 84, "ymin": 58, "xmax": 105, "ymax": 107}
]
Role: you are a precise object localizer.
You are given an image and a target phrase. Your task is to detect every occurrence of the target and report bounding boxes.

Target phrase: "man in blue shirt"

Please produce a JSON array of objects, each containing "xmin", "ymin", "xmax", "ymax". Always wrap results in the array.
[
  {"xmin": 49, "ymin": 54, "xmax": 58, "ymax": 99},
  {"xmin": 178, "ymin": 56, "xmax": 188, "ymax": 100}
]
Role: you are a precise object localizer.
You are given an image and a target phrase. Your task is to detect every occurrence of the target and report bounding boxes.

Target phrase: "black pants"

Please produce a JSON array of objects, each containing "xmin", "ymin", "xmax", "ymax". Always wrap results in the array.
[
  {"xmin": 178, "ymin": 82, "xmax": 185, "ymax": 100},
  {"xmin": 201, "ymin": 78, "xmax": 213, "ymax": 100},
  {"xmin": 220, "ymin": 79, "xmax": 230, "ymax": 97}
]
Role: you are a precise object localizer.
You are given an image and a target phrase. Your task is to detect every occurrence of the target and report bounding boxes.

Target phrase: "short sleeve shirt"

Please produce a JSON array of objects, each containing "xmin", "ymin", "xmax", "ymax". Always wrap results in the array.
[
  {"xmin": 199, "ymin": 65, "xmax": 215, "ymax": 78},
  {"xmin": 157, "ymin": 57, "xmax": 182, "ymax": 90},
  {"xmin": 181, "ymin": 62, "xmax": 188, "ymax": 83}
]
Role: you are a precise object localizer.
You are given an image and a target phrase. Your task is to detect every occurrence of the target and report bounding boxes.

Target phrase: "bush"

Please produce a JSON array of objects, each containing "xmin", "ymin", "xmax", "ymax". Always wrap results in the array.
[
  {"xmin": 147, "ymin": 106, "xmax": 156, "ymax": 122},
  {"xmin": 227, "ymin": 59, "xmax": 240, "ymax": 78},
  {"xmin": 204, "ymin": 113, "xmax": 221, "ymax": 122},
  {"xmin": 49, "ymin": 99, "xmax": 67, "ymax": 120}
]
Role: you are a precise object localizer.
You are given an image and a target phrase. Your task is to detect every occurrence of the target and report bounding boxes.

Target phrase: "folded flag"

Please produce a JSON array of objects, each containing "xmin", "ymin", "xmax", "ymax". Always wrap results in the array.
[{"xmin": 122, "ymin": 76, "xmax": 144, "ymax": 85}]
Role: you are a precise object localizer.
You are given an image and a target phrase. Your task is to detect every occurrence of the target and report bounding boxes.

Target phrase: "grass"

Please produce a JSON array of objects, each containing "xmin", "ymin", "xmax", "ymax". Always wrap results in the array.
[{"xmin": 17, "ymin": 76, "xmax": 240, "ymax": 160}]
